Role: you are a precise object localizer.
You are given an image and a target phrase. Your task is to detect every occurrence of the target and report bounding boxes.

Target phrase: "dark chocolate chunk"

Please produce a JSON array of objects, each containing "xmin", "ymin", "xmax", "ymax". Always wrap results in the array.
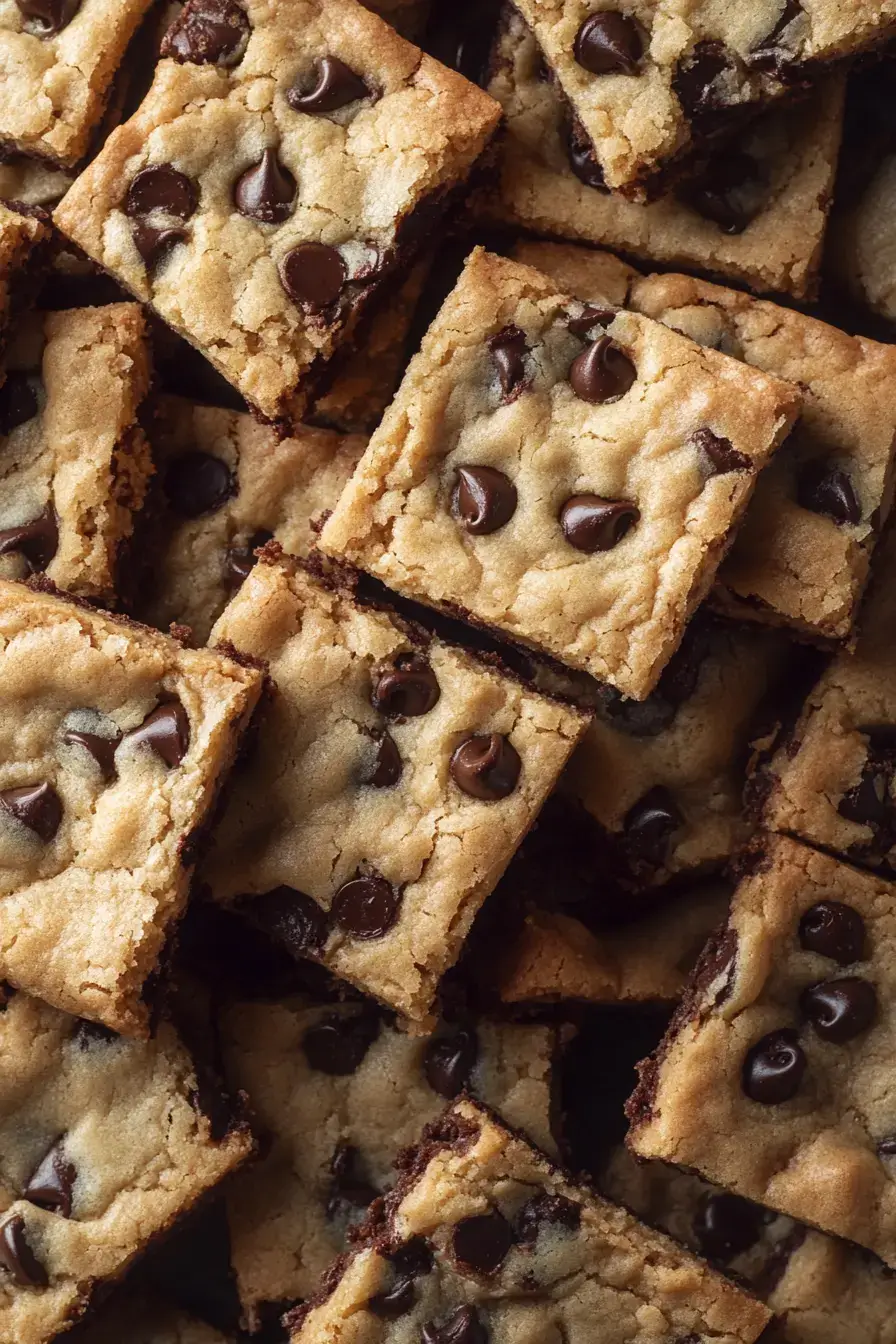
[
  {"xmin": 800, "ymin": 977, "xmax": 877, "ymax": 1044},
  {"xmin": 0, "ymin": 372, "xmax": 39, "ymax": 433},
  {"xmin": 0, "ymin": 1215, "xmax": 47, "ymax": 1287},
  {"xmin": 693, "ymin": 427, "xmax": 751, "ymax": 474},
  {"xmin": 331, "ymin": 874, "xmax": 400, "ymax": 939},
  {"xmin": 425, "ymin": 1, "xmax": 501, "ymax": 85},
  {"xmin": 452, "ymin": 1211, "xmax": 514, "ymax": 1275},
  {"xmin": 388, "ymin": 1237, "xmax": 433, "ymax": 1279},
  {"xmin": 569, "ymin": 335, "xmax": 636, "ymax": 403},
  {"xmin": 14, "ymin": 0, "xmax": 79, "ymax": 34},
  {"xmin": 693, "ymin": 1192, "xmax": 764, "ymax": 1262},
  {"xmin": 278, "ymin": 242, "xmax": 347, "ymax": 312},
  {"xmin": 673, "ymin": 40, "xmax": 736, "ymax": 123},
  {"xmin": 125, "ymin": 165, "xmax": 197, "ymax": 220},
  {"xmin": 0, "ymin": 782, "xmax": 62, "ymax": 842},
  {"xmin": 559, "ymin": 494, "xmax": 640, "ymax": 551},
  {"xmin": 798, "ymin": 901, "xmax": 866, "ymax": 965},
  {"xmin": 488, "ymin": 325, "xmax": 530, "ymax": 400},
  {"xmin": 564, "ymin": 114, "xmax": 609, "ymax": 191},
  {"xmin": 371, "ymin": 656, "xmax": 440, "ymax": 718},
  {"xmin": 368, "ymin": 1277, "xmax": 416, "ymax": 1319},
  {"xmin": 452, "ymin": 466, "xmax": 517, "ymax": 536},
  {"xmin": 838, "ymin": 766, "xmax": 889, "ymax": 829},
  {"xmin": 227, "ymin": 529, "xmax": 274, "ymax": 584},
  {"xmin": 424, "ymin": 1026, "xmax": 478, "ymax": 1098},
  {"xmin": 623, "ymin": 786, "xmax": 683, "ymax": 866},
  {"xmin": 573, "ymin": 11, "xmax": 643, "ymax": 75},
  {"xmin": 302, "ymin": 1010, "xmax": 380, "ymax": 1075},
  {"xmin": 742, "ymin": 1029, "xmax": 806, "ymax": 1104},
  {"xmin": 567, "ymin": 305, "xmax": 616, "ymax": 338},
  {"xmin": 61, "ymin": 727, "xmax": 121, "ymax": 781},
  {"xmin": 516, "ymin": 1193, "xmax": 581, "ymax": 1243},
  {"xmin": 131, "ymin": 223, "xmax": 189, "ymax": 269},
  {"xmin": 326, "ymin": 1142, "xmax": 379, "ymax": 1217},
  {"xmin": 796, "ymin": 463, "xmax": 861, "ymax": 526},
  {"xmin": 878, "ymin": 1137, "xmax": 896, "ymax": 1159},
  {"xmin": 234, "ymin": 148, "xmax": 296, "ymax": 223},
  {"xmin": 287, "ymin": 56, "xmax": 370, "ymax": 114},
  {"xmin": 121, "ymin": 701, "xmax": 190, "ymax": 767},
  {"xmin": 683, "ymin": 151, "xmax": 761, "ymax": 234},
  {"xmin": 422, "ymin": 1306, "xmax": 488, "ymax": 1344},
  {"xmin": 240, "ymin": 885, "xmax": 329, "ymax": 955},
  {"xmin": 162, "ymin": 0, "xmax": 251, "ymax": 66},
  {"xmin": 0, "ymin": 506, "xmax": 59, "ymax": 572},
  {"xmin": 360, "ymin": 732, "xmax": 403, "ymax": 788},
  {"xmin": 165, "ymin": 451, "xmax": 234, "ymax": 518},
  {"xmin": 450, "ymin": 734, "xmax": 521, "ymax": 801},
  {"xmin": 24, "ymin": 1140, "xmax": 76, "ymax": 1218}
]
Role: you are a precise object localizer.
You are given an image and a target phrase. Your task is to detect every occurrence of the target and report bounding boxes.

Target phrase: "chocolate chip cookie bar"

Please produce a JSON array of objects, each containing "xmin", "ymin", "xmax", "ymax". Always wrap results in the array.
[
  {"xmin": 220, "ymin": 998, "xmax": 557, "ymax": 1328},
  {"xmin": 288, "ymin": 1098, "xmax": 772, "ymax": 1344},
  {"xmin": 628, "ymin": 832, "xmax": 896, "ymax": 1268},
  {"xmin": 0, "ymin": 986, "xmax": 252, "ymax": 1344},
  {"xmin": 0, "ymin": 304, "xmax": 153, "ymax": 606},
  {"xmin": 72, "ymin": 1299, "xmax": 232, "ymax": 1344},
  {"xmin": 0, "ymin": 0, "xmax": 155, "ymax": 167},
  {"xmin": 138, "ymin": 396, "xmax": 366, "ymax": 642},
  {"xmin": 321, "ymin": 247, "xmax": 800, "ymax": 698},
  {"xmin": 53, "ymin": 0, "xmax": 501, "ymax": 426},
  {"xmin": 202, "ymin": 551, "xmax": 589, "ymax": 1025},
  {"xmin": 0, "ymin": 578, "xmax": 263, "ymax": 1034},
  {"xmin": 481, "ymin": 8, "xmax": 845, "ymax": 299}
]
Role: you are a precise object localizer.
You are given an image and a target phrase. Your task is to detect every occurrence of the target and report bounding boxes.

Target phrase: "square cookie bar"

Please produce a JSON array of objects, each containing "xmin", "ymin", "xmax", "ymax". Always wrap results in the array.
[
  {"xmin": 0, "ymin": 579, "xmax": 263, "ymax": 1034},
  {"xmin": 288, "ymin": 1098, "xmax": 771, "ymax": 1344},
  {"xmin": 53, "ymin": 0, "xmax": 501, "ymax": 425},
  {"xmin": 0, "ymin": 0, "xmax": 155, "ymax": 167},
  {"xmin": 0, "ymin": 987, "xmax": 252, "ymax": 1344},
  {"xmin": 507, "ymin": 0, "xmax": 890, "ymax": 198},
  {"xmin": 320, "ymin": 248, "xmax": 800, "ymax": 699},
  {"xmin": 202, "ymin": 551, "xmax": 589, "ymax": 1025},
  {"xmin": 138, "ymin": 396, "xmax": 366, "ymax": 642},
  {"xmin": 0, "ymin": 304, "xmax": 153, "ymax": 606},
  {"xmin": 628, "ymin": 833, "xmax": 896, "ymax": 1267},
  {"xmin": 220, "ymin": 998, "xmax": 556, "ymax": 1328},
  {"xmin": 481, "ymin": 8, "xmax": 845, "ymax": 300}
]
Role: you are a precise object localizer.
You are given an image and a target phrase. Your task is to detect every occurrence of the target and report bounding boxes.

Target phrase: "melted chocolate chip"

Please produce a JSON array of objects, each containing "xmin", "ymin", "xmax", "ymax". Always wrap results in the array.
[
  {"xmin": 163, "ymin": 0, "xmax": 250, "ymax": 66},
  {"xmin": 516, "ymin": 1193, "xmax": 581, "ymax": 1243},
  {"xmin": 838, "ymin": 765, "xmax": 889, "ymax": 829},
  {"xmin": 0, "ymin": 1215, "xmax": 47, "ymax": 1287},
  {"xmin": 302, "ymin": 1010, "xmax": 380, "ymax": 1074},
  {"xmin": 798, "ymin": 901, "xmax": 866, "ymax": 965},
  {"xmin": 121, "ymin": 701, "xmax": 190, "ymax": 767},
  {"xmin": 424, "ymin": 1026, "xmax": 478, "ymax": 1098},
  {"xmin": 488, "ymin": 326, "xmax": 530, "ymax": 400},
  {"xmin": 573, "ymin": 11, "xmax": 643, "ymax": 75},
  {"xmin": 327, "ymin": 1142, "xmax": 379, "ymax": 1218},
  {"xmin": 564, "ymin": 114, "xmax": 609, "ymax": 191},
  {"xmin": 371, "ymin": 656, "xmax": 440, "ymax": 718},
  {"xmin": 227, "ymin": 529, "xmax": 273, "ymax": 584},
  {"xmin": 449, "ymin": 734, "xmax": 521, "ymax": 801},
  {"xmin": 234, "ymin": 148, "xmax": 296, "ymax": 223},
  {"xmin": 567, "ymin": 305, "xmax": 616, "ymax": 338},
  {"xmin": 24, "ymin": 1140, "xmax": 76, "ymax": 1218},
  {"xmin": 331, "ymin": 875, "xmax": 400, "ymax": 939},
  {"xmin": 693, "ymin": 1192, "xmax": 764, "ymax": 1262},
  {"xmin": 165, "ymin": 451, "xmax": 234, "ymax": 517},
  {"xmin": 800, "ymin": 977, "xmax": 877, "ymax": 1044},
  {"xmin": 131, "ymin": 223, "xmax": 189, "ymax": 268},
  {"xmin": 623, "ymin": 786, "xmax": 683, "ymax": 866},
  {"xmin": 422, "ymin": 1306, "xmax": 488, "ymax": 1344},
  {"xmin": 287, "ymin": 56, "xmax": 370, "ymax": 114},
  {"xmin": 389, "ymin": 1237, "xmax": 434, "ymax": 1279},
  {"xmin": 750, "ymin": 0, "xmax": 804, "ymax": 70},
  {"xmin": 452, "ymin": 1211, "xmax": 514, "ymax": 1275},
  {"xmin": 241, "ymin": 885, "xmax": 329, "ymax": 955},
  {"xmin": 0, "ymin": 372, "xmax": 39, "ymax": 433},
  {"xmin": 683, "ymin": 151, "xmax": 761, "ymax": 234},
  {"xmin": 0, "ymin": 782, "xmax": 62, "ymax": 842},
  {"xmin": 742, "ymin": 1029, "xmax": 806, "ymax": 1104},
  {"xmin": 14, "ymin": 0, "xmax": 79, "ymax": 34},
  {"xmin": 279, "ymin": 243, "xmax": 347, "ymax": 312},
  {"xmin": 368, "ymin": 1277, "xmax": 417, "ymax": 1318},
  {"xmin": 878, "ymin": 1137, "xmax": 896, "ymax": 1159},
  {"xmin": 125, "ymin": 165, "xmax": 197, "ymax": 220},
  {"xmin": 796, "ymin": 463, "xmax": 861, "ymax": 526},
  {"xmin": 452, "ymin": 466, "xmax": 517, "ymax": 536},
  {"xmin": 360, "ymin": 732, "xmax": 403, "ymax": 788},
  {"xmin": 569, "ymin": 335, "xmax": 636, "ymax": 403},
  {"xmin": 673, "ymin": 40, "xmax": 736, "ymax": 123},
  {"xmin": 61, "ymin": 727, "xmax": 121, "ymax": 780},
  {"xmin": 559, "ymin": 495, "xmax": 640, "ymax": 552},
  {"xmin": 0, "ymin": 506, "xmax": 59, "ymax": 572},
  {"xmin": 693, "ymin": 427, "xmax": 751, "ymax": 474}
]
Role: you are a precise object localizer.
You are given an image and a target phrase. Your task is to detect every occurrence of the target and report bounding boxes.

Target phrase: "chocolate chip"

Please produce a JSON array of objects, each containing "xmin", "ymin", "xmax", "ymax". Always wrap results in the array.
[
  {"xmin": 227, "ymin": 529, "xmax": 273, "ymax": 584},
  {"xmin": 693, "ymin": 1192, "xmax": 763, "ymax": 1262},
  {"xmin": 569, "ymin": 335, "xmax": 636, "ymax": 403},
  {"xmin": 452, "ymin": 1211, "xmax": 514, "ymax": 1276},
  {"xmin": 673, "ymin": 40, "xmax": 736, "ymax": 123},
  {"xmin": 162, "ymin": 0, "xmax": 250, "ymax": 65},
  {"xmin": 0, "ymin": 1215, "xmax": 47, "ymax": 1287},
  {"xmin": 371, "ymin": 656, "xmax": 440, "ymax": 718},
  {"xmin": 450, "ymin": 734, "xmax": 521, "ymax": 801},
  {"xmin": 72, "ymin": 1018, "xmax": 118, "ymax": 1048},
  {"xmin": 360, "ymin": 732, "xmax": 402, "ymax": 788},
  {"xmin": 623, "ymin": 786, "xmax": 683, "ymax": 865},
  {"xmin": 693, "ymin": 427, "xmax": 751, "ymax": 474},
  {"xmin": 684, "ymin": 152, "xmax": 761, "ymax": 234},
  {"xmin": 240, "ymin": 885, "xmax": 329, "ymax": 955},
  {"xmin": 798, "ymin": 901, "xmax": 866, "ymax": 965},
  {"xmin": 452, "ymin": 466, "xmax": 517, "ymax": 536},
  {"xmin": 750, "ymin": 0, "xmax": 804, "ymax": 70},
  {"xmin": 0, "ymin": 372, "xmax": 39, "ymax": 433},
  {"xmin": 422, "ymin": 1306, "xmax": 488, "ymax": 1344},
  {"xmin": 796, "ymin": 463, "xmax": 861, "ymax": 526},
  {"xmin": 878, "ymin": 1137, "xmax": 896, "ymax": 1159},
  {"xmin": 302, "ymin": 1010, "xmax": 380, "ymax": 1075},
  {"xmin": 567, "ymin": 306, "xmax": 616, "ymax": 339},
  {"xmin": 0, "ymin": 782, "xmax": 62, "ymax": 842},
  {"xmin": 516, "ymin": 1193, "xmax": 581, "ymax": 1243},
  {"xmin": 425, "ymin": 3, "xmax": 498, "ymax": 84},
  {"xmin": 125, "ymin": 165, "xmax": 197, "ymax": 220},
  {"xmin": 838, "ymin": 765, "xmax": 889, "ymax": 828},
  {"xmin": 424, "ymin": 1026, "xmax": 478, "ymax": 1098},
  {"xmin": 488, "ymin": 326, "xmax": 530, "ymax": 400},
  {"xmin": 368, "ymin": 1277, "xmax": 416, "ymax": 1319},
  {"xmin": 279, "ymin": 243, "xmax": 347, "ymax": 312},
  {"xmin": 573, "ymin": 11, "xmax": 642, "ymax": 75},
  {"xmin": 287, "ymin": 56, "xmax": 370, "ymax": 114},
  {"xmin": 14, "ymin": 0, "xmax": 79, "ymax": 34},
  {"xmin": 389, "ymin": 1237, "xmax": 434, "ymax": 1279},
  {"xmin": 131, "ymin": 223, "xmax": 189, "ymax": 268},
  {"xmin": 0, "ymin": 506, "xmax": 59, "ymax": 572},
  {"xmin": 564, "ymin": 114, "xmax": 608, "ymax": 191},
  {"xmin": 800, "ymin": 977, "xmax": 877, "ymax": 1044},
  {"xmin": 326, "ymin": 1143, "xmax": 379, "ymax": 1218},
  {"xmin": 559, "ymin": 495, "xmax": 640, "ymax": 551},
  {"xmin": 165, "ymin": 451, "xmax": 234, "ymax": 517},
  {"xmin": 121, "ymin": 701, "xmax": 190, "ymax": 767},
  {"xmin": 742, "ymin": 1029, "xmax": 806, "ymax": 1104},
  {"xmin": 331, "ymin": 875, "xmax": 400, "ymax": 939},
  {"xmin": 24, "ymin": 1141, "xmax": 76, "ymax": 1218},
  {"xmin": 61, "ymin": 727, "xmax": 121, "ymax": 781},
  {"xmin": 234, "ymin": 148, "xmax": 296, "ymax": 223}
]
